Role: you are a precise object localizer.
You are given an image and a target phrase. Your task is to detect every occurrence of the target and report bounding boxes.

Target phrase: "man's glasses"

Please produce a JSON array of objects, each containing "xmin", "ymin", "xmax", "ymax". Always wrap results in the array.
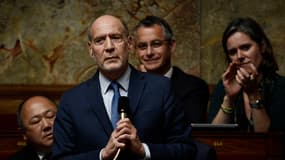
[
  {"xmin": 136, "ymin": 40, "xmax": 169, "ymax": 50},
  {"xmin": 92, "ymin": 34, "xmax": 125, "ymax": 46}
]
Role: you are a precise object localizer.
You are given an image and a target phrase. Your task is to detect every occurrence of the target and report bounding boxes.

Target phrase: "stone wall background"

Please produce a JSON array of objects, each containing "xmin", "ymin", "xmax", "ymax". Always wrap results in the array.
[{"xmin": 0, "ymin": 0, "xmax": 284, "ymax": 85}]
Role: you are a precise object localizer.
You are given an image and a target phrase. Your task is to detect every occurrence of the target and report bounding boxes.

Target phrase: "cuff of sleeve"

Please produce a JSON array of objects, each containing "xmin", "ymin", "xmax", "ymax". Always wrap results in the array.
[
  {"xmin": 99, "ymin": 149, "xmax": 104, "ymax": 160},
  {"xmin": 142, "ymin": 143, "xmax": 151, "ymax": 160}
]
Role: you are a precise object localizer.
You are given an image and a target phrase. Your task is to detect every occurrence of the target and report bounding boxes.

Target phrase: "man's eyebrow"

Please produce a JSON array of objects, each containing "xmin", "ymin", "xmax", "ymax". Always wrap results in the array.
[{"xmin": 94, "ymin": 33, "xmax": 122, "ymax": 38}]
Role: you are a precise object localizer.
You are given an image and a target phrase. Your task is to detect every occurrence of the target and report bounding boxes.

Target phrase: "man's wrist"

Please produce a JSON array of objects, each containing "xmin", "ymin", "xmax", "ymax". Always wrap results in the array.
[
  {"xmin": 99, "ymin": 148, "xmax": 104, "ymax": 160},
  {"xmin": 100, "ymin": 148, "xmax": 110, "ymax": 160},
  {"xmin": 138, "ymin": 144, "xmax": 145, "ymax": 158}
]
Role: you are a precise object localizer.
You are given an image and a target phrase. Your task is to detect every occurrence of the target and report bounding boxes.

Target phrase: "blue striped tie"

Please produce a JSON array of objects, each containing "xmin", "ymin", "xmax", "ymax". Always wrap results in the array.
[{"xmin": 110, "ymin": 82, "xmax": 120, "ymax": 128}]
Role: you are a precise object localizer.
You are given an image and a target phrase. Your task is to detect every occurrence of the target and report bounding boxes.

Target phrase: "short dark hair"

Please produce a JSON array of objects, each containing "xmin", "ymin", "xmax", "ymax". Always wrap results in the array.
[
  {"xmin": 133, "ymin": 15, "xmax": 173, "ymax": 42},
  {"xmin": 222, "ymin": 17, "xmax": 279, "ymax": 78},
  {"xmin": 17, "ymin": 95, "xmax": 57, "ymax": 131}
]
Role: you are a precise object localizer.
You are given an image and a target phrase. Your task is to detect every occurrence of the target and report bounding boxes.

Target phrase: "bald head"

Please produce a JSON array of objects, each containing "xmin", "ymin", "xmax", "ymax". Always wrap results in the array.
[
  {"xmin": 17, "ymin": 95, "xmax": 57, "ymax": 152},
  {"xmin": 17, "ymin": 95, "xmax": 57, "ymax": 130},
  {"xmin": 88, "ymin": 15, "xmax": 129, "ymax": 42}
]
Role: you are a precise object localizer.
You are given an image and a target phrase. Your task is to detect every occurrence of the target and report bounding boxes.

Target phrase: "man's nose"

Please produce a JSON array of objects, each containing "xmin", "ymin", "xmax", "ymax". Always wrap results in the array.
[
  {"xmin": 146, "ymin": 44, "xmax": 153, "ymax": 56},
  {"xmin": 104, "ymin": 36, "xmax": 115, "ymax": 52},
  {"xmin": 42, "ymin": 118, "xmax": 52, "ymax": 130}
]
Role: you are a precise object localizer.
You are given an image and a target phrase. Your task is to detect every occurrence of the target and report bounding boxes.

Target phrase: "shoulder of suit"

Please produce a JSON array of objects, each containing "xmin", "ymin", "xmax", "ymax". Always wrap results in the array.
[
  {"xmin": 172, "ymin": 66, "xmax": 207, "ymax": 86},
  {"xmin": 8, "ymin": 145, "xmax": 37, "ymax": 160}
]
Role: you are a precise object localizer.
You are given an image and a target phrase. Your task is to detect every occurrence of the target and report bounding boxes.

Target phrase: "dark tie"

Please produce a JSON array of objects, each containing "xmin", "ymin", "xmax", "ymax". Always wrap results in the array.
[{"xmin": 110, "ymin": 82, "xmax": 120, "ymax": 128}]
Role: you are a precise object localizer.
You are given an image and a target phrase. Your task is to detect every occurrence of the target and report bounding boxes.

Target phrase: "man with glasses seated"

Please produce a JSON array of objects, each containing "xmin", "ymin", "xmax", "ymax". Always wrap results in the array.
[
  {"xmin": 133, "ymin": 15, "xmax": 209, "ymax": 124},
  {"xmin": 133, "ymin": 15, "xmax": 216, "ymax": 160}
]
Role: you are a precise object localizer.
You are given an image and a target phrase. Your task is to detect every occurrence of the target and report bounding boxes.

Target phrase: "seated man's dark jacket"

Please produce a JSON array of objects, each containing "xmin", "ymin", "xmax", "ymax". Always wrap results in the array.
[
  {"xmin": 9, "ymin": 144, "xmax": 51, "ymax": 160},
  {"xmin": 171, "ymin": 66, "xmax": 209, "ymax": 123}
]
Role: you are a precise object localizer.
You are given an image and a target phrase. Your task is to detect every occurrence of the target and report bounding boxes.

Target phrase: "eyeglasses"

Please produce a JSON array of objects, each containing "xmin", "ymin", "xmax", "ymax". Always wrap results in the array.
[
  {"xmin": 136, "ymin": 40, "xmax": 169, "ymax": 50},
  {"xmin": 92, "ymin": 34, "xmax": 125, "ymax": 46}
]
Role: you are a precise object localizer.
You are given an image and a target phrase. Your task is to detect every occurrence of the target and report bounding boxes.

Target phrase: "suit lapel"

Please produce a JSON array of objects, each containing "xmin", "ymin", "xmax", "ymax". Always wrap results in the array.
[
  {"xmin": 128, "ymin": 68, "xmax": 145, "ymax": 117},
  {"xmin": 83, "ymin": 68, "xmax": 145, "ymax": 135},
  {"xmin": 84, "ymin": 72, "xmax": 113, "ymax": 135},
  {"xmin": 171, "ymin": 66, "xmax": 184, "ymax": 96}
]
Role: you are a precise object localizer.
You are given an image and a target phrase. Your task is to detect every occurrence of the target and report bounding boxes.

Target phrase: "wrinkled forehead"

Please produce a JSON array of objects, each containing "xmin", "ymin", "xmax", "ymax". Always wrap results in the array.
[
  {"xmin": 90, "ymin": 16, "xmax": 126, "ymax": 38},
  {"xmin": 136, "ymin": 25, "xmax": 165, "ymax": 40}
]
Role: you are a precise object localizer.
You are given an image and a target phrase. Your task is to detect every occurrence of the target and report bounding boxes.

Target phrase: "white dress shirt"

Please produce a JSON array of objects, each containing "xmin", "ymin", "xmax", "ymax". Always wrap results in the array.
[
  {"xmin": 164, "ymin": 66, "xmax": 173, "ymax": 79},
  {"xmin": 98, "ymin": 66, "xmax": 150, "ymax": 159},
  {"xmin": 99, "ymin": 67, "xmax": 129, "ymax": 119}
]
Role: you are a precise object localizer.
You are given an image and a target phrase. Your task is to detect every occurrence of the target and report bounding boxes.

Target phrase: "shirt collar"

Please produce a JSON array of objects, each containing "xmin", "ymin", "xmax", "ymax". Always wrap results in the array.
[
  {"xmin": 37, "ymin": 152, "xmax": 47, "ymax": 160},
  {"xmin": 99, "ymin": 66, "xmax": 131, "ymax": 94},
  {"xmin": 164, "ymin": 66, "xmax": 173, "ymax": 79}
]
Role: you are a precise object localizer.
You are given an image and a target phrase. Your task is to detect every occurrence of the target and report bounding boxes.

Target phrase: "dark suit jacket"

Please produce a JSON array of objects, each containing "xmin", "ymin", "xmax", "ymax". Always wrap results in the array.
[
  {"xmin": 52, "ymin": 66, "xmax": 196, "ymax": 160},
  {"xmin": 9, "ymin": 145, "xmax": 51, "ymax": 160},
  {"xmin": 171, "ymin": 66, "xmax": 209, "ymax": 123}
]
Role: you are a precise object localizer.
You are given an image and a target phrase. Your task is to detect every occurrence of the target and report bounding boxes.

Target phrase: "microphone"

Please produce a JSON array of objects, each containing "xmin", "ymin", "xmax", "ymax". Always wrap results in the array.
[
  {"xmin": 118, "ymin": 96, "xmax": 129, "ymax": 120},
  {"xmin": 113, "ymin": 96, "xmax": 129, "ymax": 160}
]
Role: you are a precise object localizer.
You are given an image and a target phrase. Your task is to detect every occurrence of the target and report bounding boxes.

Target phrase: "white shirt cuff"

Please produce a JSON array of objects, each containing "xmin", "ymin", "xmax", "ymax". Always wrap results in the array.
[
  {"xmin": 99, "ymin": 149, "xmax": 104, "ymax": 160},
  {"xmin": 142, "ymin": 143, "xmax": 151, "ymax": 159},
  {"xmin": 100, "ymin": 144, "xmax": 151, "ymax": 160}
]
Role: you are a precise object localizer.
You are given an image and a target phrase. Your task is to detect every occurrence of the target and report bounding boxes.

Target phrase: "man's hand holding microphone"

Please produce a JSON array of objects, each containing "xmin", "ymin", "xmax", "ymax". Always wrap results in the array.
[{"xmin": 101, "ymin": 97, "xmax": 145, "ymax": 160}]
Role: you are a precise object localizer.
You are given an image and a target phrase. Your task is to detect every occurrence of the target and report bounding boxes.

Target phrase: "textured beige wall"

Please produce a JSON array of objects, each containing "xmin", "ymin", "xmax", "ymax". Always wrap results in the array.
[
  {"xmin": 0, "ymin": 0, "xmax": 200, "ymax": 84},
  {"xmin": 0, "ymin": 0, "xmax": 284, "ymax": 85}
]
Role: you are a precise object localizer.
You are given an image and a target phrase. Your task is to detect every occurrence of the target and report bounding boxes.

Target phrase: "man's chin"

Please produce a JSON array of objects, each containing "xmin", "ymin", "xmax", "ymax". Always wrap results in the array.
[
  {"xmin": 103, "ymin": 64, "xmax": 124, "ymax": 72},
  {"xmin": 42, "ymin": 140, "xmax": 53, "ymax": 147},
  {"xmin": 144, "ymin": 64, "xmax": 159, "ymax": 72}
]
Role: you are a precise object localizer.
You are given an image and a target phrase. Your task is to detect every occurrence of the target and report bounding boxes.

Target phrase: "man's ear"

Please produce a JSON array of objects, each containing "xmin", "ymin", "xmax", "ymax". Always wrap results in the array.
[
  {"xmin": 127, "ymin": 36, "xmax": 135, "ymax": 53},
  {"xmin": 88, "ymin": 42, "xmax": 95, "ymax": 57},
  {"xmin": 127, "ymin": 36, "xmax": 134, "ymax": 49},
  {"xmin": 170, "ymin": 39, "xmax": 177, "ymax": 55}
]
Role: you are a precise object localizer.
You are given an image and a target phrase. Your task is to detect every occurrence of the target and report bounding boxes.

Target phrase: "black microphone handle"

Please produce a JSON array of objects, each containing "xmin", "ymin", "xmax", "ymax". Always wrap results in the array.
[
  {"xmin": 114, "ymin": 96, "xmax": 129, "ymax": 160},
  {"xmin": 118, "ymin": 96, "xmax": 129, "ymax": 119}
]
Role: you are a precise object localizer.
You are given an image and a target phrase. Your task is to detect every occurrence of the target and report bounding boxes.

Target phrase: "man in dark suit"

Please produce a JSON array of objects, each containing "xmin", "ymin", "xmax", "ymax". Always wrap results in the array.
[
  {"xmin": 9, "ymin": 96, "xmax": 57, "ymax": 160},
  {"xmin": 133, "ymin": 15, "xmax": 209, "ymax": 123},
  {"xmin": 52, "ymin": 15, "xmax": 195, "ymax": 160}
]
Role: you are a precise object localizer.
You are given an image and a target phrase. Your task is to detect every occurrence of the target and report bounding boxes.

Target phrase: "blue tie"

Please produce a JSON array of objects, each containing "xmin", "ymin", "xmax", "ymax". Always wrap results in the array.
[{"xmin": 111, "ymin": 82, "xmax": 120, "ymax": 128}]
